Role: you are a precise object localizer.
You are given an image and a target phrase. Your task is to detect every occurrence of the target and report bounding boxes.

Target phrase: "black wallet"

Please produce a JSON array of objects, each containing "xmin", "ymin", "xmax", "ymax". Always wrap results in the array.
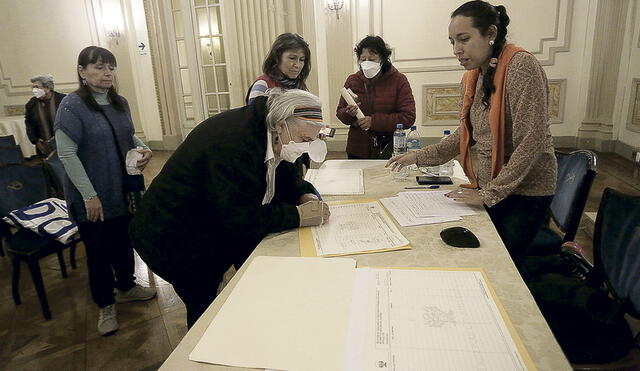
[{"xmin": 416, "ymin": 175, "xmax": 453, "ymax": 185}]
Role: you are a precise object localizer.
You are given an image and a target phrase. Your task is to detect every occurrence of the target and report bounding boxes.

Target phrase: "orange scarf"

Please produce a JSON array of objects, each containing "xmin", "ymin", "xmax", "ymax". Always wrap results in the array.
[{"xmin": 459, "ymin": 44, "xmax": 528, "ymax": 189}]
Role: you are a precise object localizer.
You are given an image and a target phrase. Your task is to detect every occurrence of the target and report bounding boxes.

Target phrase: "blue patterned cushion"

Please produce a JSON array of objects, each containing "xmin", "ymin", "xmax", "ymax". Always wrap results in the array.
[{"xmin": 2, "ymin": 198, "xmax": 79, "ymax": 244}]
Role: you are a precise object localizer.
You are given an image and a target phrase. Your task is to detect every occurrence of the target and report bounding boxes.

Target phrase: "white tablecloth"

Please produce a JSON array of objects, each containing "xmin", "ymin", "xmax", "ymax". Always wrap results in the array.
[{"xmin": 0, "ymin": 115, "xmax": 36, "ymax": 157}]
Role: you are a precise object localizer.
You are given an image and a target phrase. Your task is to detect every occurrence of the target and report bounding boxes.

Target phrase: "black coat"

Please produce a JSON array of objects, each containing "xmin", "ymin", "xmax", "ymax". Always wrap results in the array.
[
  {"xmin": 129, "ymin": 97, "xmax": 315, "ymax": 283},
  {"xmin": 24, "ymin": 91, "xmax": 66, "ymax": 143}
]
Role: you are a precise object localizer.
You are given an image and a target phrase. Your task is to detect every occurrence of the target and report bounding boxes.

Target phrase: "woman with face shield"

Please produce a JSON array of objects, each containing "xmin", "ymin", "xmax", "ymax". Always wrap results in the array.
[
  {"xmin": 129, "ymin": 88, "xmax": 330, "ymax": 328},
  {"xmin": 336, "ymin": 35, "xmax": 416, "ymax": 159}
]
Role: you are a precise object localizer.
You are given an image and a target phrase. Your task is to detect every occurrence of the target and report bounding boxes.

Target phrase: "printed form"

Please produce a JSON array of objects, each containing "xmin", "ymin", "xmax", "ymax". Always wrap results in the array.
[
  {"xmin": 344, "ymin": 268, "xmax": 530, "ymax": 371},
  {"xmin": 311, "ymin": 201, "xmax": 409, "ymax": 256},
  {"xmin": 304, "ymin": 168, "xmax": 364, "ymax": 195},
  {"xmin": 398, "ymin": 190, "xmax": 477, "ymax": 218},
  {"xmin": 379, "ymin": 196, "xmax": 461, "ymax": 227}
]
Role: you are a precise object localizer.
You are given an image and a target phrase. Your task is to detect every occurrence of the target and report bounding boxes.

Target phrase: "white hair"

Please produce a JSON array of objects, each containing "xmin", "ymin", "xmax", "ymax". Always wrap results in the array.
[
  {"xmin": 265, "ymin": 88, "xmax": 323, "ymax": 131},
  {"xmin": 30, "ymin": 74, "xmax": 55, "ymax": 89}
]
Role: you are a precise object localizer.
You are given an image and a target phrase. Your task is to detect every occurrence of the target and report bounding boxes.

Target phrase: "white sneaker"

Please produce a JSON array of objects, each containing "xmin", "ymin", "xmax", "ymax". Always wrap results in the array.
[
  {"xmin": 115, "ymin": 284, "xmax": 157, "ymax": 303},
  {"xmin": 98, "ymin": 304, "xmax": 119, "ymax": 336}
]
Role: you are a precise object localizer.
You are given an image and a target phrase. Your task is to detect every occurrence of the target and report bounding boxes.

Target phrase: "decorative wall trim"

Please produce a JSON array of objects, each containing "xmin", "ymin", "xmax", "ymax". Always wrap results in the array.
[
  {"xmin": 0, "ymin": 0, "xmax": 99, "ymax": 96},
  {"xmin": 422, "ymin": 80, "xmax": 566, "ymax": 125},
  {"xmin": 4, "ymin": 105, "xmax": 24, "ymax": 116},
  {"xmin": 548, "ymin": 78, "xmax": 566, "ymax": 124},
  {"xmin": 628, "ymin": 78, "xmax": 640, "ymax": 133},
  {"xmin": 422, "ymin": 83, "xmax": 459, "ymax": 124},
  {"xmin": 384, "ymin": 0, "xmax": 573, "ymax": 73}
]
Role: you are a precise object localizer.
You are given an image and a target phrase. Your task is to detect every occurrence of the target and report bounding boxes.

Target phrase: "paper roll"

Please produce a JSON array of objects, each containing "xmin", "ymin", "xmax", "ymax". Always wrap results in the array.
[{"xmin": 340, "ymin": 87, "xmax": 365, "ymax": 119}]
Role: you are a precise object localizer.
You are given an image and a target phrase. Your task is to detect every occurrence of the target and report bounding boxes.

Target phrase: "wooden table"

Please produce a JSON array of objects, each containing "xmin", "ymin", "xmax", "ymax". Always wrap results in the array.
[{"xmin": 161, "ymin": 160, "xmax": 571, "ymax": 370}]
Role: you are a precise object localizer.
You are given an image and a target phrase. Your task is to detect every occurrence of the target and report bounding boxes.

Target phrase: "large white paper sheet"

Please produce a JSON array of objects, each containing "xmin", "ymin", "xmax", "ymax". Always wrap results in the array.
[
  {"xmin": 398, "ymin": 190, "xmax": 477, "ymax": 217},
  {"xmin": 311, "ymin": 201, "xmax": 409, "ymax": 256},
  {"xmin": 344, "ymin": 268, "xmax": 529, "ymax": 371},
  {"xmin": 379, "ymin": 196, "xmax": 461, "ymax": 227},
  {"xmin": 189, "ymin": 256, "xmax": 357, "ymax": 371},
  {"xmin": 304, "ymin": 168, "xmax": 365, "ymax": 195}
]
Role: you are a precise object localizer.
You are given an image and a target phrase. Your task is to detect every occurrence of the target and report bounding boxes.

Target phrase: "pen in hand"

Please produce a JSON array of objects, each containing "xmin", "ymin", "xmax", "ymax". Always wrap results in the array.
[{"xmin": 404, "ymin": 185, "xmax": 440, "ymax": 189}]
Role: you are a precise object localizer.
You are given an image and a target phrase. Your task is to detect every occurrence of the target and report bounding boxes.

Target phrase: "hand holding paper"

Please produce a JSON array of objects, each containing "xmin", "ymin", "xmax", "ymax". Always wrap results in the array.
[{"xmin": 340, "ymin": 87, "xmax": 365, "ymax": 119}]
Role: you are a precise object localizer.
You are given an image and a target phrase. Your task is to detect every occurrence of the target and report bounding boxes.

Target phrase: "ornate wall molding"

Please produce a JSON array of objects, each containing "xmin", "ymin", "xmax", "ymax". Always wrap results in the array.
[
  {"xmin": 423, "ymin": 79, "xmax": 566, "ymax": 125},
  {"xmin": 0, "ymin": 0, "xmax": 99, "ymax": 97},
  {"xmin": 378, "ymin": 0, "xmax": 573, "ymax": 73},
  {"xmin": 628, "ymin": 78, "xmax": 640, "ymax": 133},
  {"xmin": 422, "ymin": 83, "xmax": 459, "ymax": 125},
  {"xmin": 548, "ymin": 78, "xmax": 566, "ymax": 124}
]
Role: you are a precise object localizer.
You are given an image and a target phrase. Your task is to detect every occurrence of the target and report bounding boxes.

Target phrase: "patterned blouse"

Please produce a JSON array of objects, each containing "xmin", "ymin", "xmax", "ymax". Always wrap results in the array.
[{"xmin": 416, "ymin": 52, "xmax": 557, "ymax": 207}]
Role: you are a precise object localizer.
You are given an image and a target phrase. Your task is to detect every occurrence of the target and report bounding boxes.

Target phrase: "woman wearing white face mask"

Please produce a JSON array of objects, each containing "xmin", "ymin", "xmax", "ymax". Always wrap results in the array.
[
  {"xmin": 24, "ymin": 74, "xmax": 66, "ymax": 156},
  {"xmin": 336, "ymin": 36, "xmax": 416, "ymax": 159},
  {"xmin": 130, "ymin": 88, "xmax": 330, "ymax": 328}
]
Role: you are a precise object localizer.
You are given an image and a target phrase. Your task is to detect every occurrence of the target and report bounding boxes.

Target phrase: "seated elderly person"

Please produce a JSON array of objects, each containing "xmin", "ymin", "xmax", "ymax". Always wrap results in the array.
[
  {"xmin": 130, "ymin": 88, "xmax": 330, "ymax": 327},
  {"xmin": 25, "ymin": 74, "xmax": 66, "ymax": 156}
]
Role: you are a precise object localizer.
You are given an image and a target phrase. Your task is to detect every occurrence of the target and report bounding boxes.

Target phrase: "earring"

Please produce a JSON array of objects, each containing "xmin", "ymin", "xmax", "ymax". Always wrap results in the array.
[
  {"xmin": 489, "ymin": 58, "xmax": 498, "ymax": 68},
  {"xmin": 489, "ymin": 40, "xmax": 495, "ymax": 46},
  {"xmin": 82, "ymin": 79, "xmax": 87, "ymax": 85},
  {"xmin": 274, "ymin": 135, "xmax": 279, "ymax": 143}
]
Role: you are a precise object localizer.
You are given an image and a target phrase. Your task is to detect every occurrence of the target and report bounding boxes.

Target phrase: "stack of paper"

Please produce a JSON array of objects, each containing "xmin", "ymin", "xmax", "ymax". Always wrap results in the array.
[
  {"xmin": 380, "ymin": 190, "xmax": 476, "ymax": 227},
  {"xmin": 304, "ymin": 168, "xmax": 364, "ymax": 195},
  {"xmin": 189, "ymin": 257, "xmax": 534, "ymax": 371},
  {"xmin": 300, "ymin": 200, "xmax": 411, "ymax": 257}
]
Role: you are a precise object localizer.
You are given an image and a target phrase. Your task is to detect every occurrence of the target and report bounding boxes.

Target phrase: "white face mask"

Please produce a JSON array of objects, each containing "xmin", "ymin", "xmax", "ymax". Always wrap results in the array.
[
  {"xmin": 32, "ymin": 87, "xmax": 46, "ymax": 99},
  {"xmin": 279, "ymin": 121, "xmax": 328, "ymax": 163},
  {"xmin": 308, "ymin": 138, "xmax": 327, "ymax": 162},
  {"xmin": 360, "ymin": 60, "xmax": 381, "ymax": 79}
]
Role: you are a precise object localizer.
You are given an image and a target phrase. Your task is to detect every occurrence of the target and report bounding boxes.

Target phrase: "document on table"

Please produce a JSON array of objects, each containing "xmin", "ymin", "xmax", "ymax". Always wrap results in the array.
[
  {"xmin": 379, "ymin": 196, "xmax": 461, "ymax": 227},
  {"xmin": 344, "ymin": 267, "xmax": 534, "ymax": 371},
  {"xmin": 299, "ymin": 200, "xmax": 410, "ymax": 257},
  {"xmin": 189, "ymin": 256, "xmax": 357, "ymax": 371},
  {"xmin": 398, "ymin": 190, "xmax": 477, "ymax": 218},
  {"xmin": 304, "ymin": 168, "xmax": 364, "ymax": 195}
]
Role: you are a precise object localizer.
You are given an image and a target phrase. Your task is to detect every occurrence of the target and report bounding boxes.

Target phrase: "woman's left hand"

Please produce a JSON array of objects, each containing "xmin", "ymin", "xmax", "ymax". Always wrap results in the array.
[
  {"xmin": 299, "ymin": 193, "xmax": 319, "ymax": 204},
  {"xmin": 355, "ymin": 116, "xmax": 372, "ymax": 131},
  {"xmin": 136, "ymin": 149, "xmax": 153, "ymax": 171},
  {"xmin": 445, "ymin": 188, "xmax": 484, "ymax": 206}
]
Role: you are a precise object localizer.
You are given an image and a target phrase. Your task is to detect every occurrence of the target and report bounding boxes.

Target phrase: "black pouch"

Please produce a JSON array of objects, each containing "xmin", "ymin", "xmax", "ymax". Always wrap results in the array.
[{"xmin": 368, "ymin": 134, "xmax": 393, "ymax": 160}]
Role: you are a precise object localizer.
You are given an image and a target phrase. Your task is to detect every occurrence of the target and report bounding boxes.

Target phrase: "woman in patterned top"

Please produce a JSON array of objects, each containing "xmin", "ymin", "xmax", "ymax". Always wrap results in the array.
[{"xmin": 388, "ymin": 1, "xmax": 557, "ymax": 264}]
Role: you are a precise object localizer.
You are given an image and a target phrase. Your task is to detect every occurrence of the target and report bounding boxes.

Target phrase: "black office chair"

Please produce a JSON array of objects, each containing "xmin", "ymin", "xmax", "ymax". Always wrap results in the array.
[
  {"xmin": 565, "ymin": 188, "xmax": 640, "ymax": 370},
  {"xmin": 527, "ymin": 150, "xmax": 597, "ymax": 256},
  {"xmin": 0, "ymin": 145, "xmax": 23, "ymax": 165},
  {"xmin": 0, "ymin": 162, "xmax": 78, "ymax": 320},
  {"xmin": 0, "ymin": 135, "xmax": 16, "ymax": 146}
]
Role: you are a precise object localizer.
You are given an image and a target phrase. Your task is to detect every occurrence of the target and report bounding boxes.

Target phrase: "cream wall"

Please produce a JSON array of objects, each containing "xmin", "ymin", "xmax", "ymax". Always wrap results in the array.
[
  {"xmin": 0, "ymin": 0, "xmax": 162, "ymax": 142},
  {"xmin": 315, "ymin": 0, "xmax": 640, "ymax": 155},
  {"xmin": 613, "ymin": 0, "xmax": 640, "ymax": 156}
]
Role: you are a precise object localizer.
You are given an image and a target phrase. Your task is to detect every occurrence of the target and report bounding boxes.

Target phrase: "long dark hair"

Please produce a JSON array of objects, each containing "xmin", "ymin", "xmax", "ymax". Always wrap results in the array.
[
  {"xmin": 354, "ymin": 35, "xmax": 393, "ymax": 75},
  {"xmin": 262, "ymin": 33, "xmax": 311, "ymax": 90},
  {"xmin": 452, "ymin": 1, "xmax": 510, "ymax": 108},
  {"xmin": 76, "ymin": 46, "xmax": 125, "ymax": 112}
]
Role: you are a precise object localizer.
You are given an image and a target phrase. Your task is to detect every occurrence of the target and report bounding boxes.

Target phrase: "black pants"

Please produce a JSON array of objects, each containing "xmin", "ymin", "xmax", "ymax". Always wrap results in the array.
[
  {"xmin": 78, "ymin": 215, "xmax": 136, "ymax": 308},
  {"xmin": 484, "ymin": 194, "xmax": 552, "ymax": 265},
  {"xmin": 171, "ymin": 267, "xmax": 225, "ymax": 329}
]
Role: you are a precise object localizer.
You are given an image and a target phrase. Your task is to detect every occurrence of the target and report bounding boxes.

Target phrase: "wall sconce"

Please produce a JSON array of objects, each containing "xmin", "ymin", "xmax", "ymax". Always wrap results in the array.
[
  {"xmin": 102, "ymin": 0, "xmax": 124, "ymax": 45},
  {"xmin": 327, "ymin": 0, "xmax": 344, "ymax": 20}
]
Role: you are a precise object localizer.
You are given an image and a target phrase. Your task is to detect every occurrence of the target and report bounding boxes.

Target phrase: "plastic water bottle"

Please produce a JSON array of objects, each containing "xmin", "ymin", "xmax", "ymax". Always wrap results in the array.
[
  {"xmin": 393, "ymin": 124, "xmax": 408, "ymax": 180},
  {"xmin": 406, "ymin": 125, "xmax": 420, "ymax": 171},
  {"xmin": 439, "ymin": 130, "xmax": 454, "ymax": 176}
]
